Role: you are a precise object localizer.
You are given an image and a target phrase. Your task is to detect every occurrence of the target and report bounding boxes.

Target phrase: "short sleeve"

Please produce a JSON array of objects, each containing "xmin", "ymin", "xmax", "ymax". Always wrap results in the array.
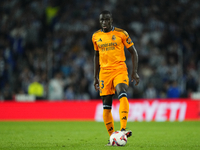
[
  {"xmin": 92, "ymin": 34, "xmax": 99, "ymax": 51},
  {"xmin": 122, "ymin": 31, "xmax": 134, "ymax": 49}
]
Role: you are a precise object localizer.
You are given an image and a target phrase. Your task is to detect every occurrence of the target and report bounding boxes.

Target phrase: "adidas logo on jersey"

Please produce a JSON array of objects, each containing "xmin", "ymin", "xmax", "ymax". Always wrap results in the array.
[
  {"xmin": 98, "ymin": 38, "xmax": 102, "ymax": 42},
  {"xmin": 123, "ymin": 79, "xmax": 127, "ymax": 82}
]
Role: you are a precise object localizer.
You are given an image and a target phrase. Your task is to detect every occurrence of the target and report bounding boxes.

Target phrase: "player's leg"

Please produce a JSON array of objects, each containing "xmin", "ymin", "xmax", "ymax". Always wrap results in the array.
[
  {"xmin": 115, "ymin": 83, "xmax": 132, "ymax": 137},
  {"xmin": 115, "ymin": 83, "xmax": 129, "ymax": 131},
  {"xmin": 102, "ymin": 95, "xmax": 115, "ymax": 136},
  {"xmin": 99, "ymin": 69, "xmax": 115, "ymax": 137},
  {"xmin": 113, "ymin": 69, "xmax": 132, "ymax": 138}
]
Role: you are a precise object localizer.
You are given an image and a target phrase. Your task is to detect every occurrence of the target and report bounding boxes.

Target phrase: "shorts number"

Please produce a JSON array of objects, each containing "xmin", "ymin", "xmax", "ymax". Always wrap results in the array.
[{"xmin": 100, "ymin": 80, "xmax": 104, "ymax": 89}]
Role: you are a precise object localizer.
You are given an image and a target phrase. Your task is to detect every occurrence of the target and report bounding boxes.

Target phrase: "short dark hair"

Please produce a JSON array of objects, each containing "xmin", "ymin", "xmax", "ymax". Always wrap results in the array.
[{"xmin": 100, "ymin": 10, "xmax": 112, "ymax": 17}]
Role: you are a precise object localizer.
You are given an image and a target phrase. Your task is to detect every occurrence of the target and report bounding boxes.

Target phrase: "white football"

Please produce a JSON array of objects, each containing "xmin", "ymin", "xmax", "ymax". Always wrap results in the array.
[{"xmin": 110, "ymin": 131, "xmax": 127, "ymax": 146}]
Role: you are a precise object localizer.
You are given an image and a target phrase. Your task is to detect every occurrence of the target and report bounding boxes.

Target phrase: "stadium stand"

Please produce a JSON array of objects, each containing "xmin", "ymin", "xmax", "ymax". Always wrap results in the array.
[{"xmin": 0, "ymin": 0, "xmax": 200, "ymax": 100}]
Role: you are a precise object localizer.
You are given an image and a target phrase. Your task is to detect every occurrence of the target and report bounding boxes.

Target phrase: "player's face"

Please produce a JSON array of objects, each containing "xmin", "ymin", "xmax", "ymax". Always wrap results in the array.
[{"xmin": 99, "ymin": 14, "xmax": 113, "ymax": 32}]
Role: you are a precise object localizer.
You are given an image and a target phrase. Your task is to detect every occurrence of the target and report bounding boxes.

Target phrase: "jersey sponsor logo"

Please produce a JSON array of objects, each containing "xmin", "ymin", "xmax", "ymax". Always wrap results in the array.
[
  {"xmin": 112, "ymin": 35, "xmax": 116, "ymax": 40},
  {"xmin": 126, "ymin": 37, "xmax": 133, "ymax": 44},
  {"xmin": 98, "ymin": 42, "xmax": 117, "ymax": 48},
  {"xmin": 123, "ymin": 79, "xmax": 127, "ymax": 82},
  {"xmin": 102, "ymin": 47, "xmax": 115, "ymax": 51}
]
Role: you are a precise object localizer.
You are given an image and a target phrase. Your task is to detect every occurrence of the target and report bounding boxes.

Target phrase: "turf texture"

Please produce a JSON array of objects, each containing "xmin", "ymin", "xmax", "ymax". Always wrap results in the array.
[{"xmin": 0, "ymin": 121, "xmax": 200, "ymax": 150}]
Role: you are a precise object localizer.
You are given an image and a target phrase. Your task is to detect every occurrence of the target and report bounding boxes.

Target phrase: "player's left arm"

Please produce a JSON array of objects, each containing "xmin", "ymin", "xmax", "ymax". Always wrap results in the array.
[
  {"xmin": 93, "ymin": 50, "xmax": 100, "ymax": 91},
  {"xmin": 127, "ymin": 45, "xmax": 140, "ymax": 86},
  {"xmin": 122, "ymin": 30, "xmax": 140, "ymax": 86}
]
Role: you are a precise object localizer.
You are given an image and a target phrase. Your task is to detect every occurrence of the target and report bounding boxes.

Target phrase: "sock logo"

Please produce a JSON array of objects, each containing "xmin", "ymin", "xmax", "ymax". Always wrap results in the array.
[
  {"xmin": 108, "ymin": 127, "xmax": 113, "ymax": 132},
  {"xmin": 122, "ymin": 116, "xmax": 127, "ymax": 120},
  {"xmin": 121, "ymin": 111, "xmax": 128, "ymax": 113},
  {"xmin": 106, "ymin": 122, "xmax": 112, "ymax": 125}
]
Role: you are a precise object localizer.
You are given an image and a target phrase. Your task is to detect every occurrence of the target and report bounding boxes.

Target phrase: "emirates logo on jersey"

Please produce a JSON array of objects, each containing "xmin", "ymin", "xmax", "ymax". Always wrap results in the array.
[{"xmin": 112, "ymin": 35, "xmax": 116, "ymax": 40}]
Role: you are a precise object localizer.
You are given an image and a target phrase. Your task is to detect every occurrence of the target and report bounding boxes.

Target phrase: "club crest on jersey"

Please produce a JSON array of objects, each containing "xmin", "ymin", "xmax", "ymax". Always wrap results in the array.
[
  {"xmin": 112, "ymin": 35, "xmax": 116, "ymax": 40},
  {"xmin": 98, "ymin": 38, "xmax": 102, "ymax": 42}
]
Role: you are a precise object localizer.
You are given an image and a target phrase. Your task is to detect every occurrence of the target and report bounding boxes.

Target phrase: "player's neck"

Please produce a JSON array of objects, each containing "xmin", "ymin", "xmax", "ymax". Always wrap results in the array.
[{"xmin": 102, "ymin": 26, "xmax": 113, "ymax": 33}]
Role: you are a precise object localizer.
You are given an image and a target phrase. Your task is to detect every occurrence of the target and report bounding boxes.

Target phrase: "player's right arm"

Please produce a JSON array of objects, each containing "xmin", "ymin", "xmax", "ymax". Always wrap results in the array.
[
  {"xmin": 94, "ymin": 50, "xmax": 100, "ymax": 91},
  {"xmin": 92, "ymin": 33, "xmax": 100, "ymax": 91}
]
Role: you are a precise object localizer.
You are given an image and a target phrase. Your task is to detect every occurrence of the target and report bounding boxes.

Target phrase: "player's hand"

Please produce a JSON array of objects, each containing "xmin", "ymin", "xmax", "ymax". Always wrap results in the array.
[
  {"xmin": 93, "ymin": 78, "xmax": 99, "ymax": 91},
  {"xmin": 131, "ymin": 72, "xmax": 140, "ymax": 86}
]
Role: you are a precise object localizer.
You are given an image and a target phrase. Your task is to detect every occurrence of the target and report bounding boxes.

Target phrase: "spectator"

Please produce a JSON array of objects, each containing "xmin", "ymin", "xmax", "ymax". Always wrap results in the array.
[
  {"xmin": 0, "ymin": 0, "xmax": 199, "ymax": 100},
  {"xmin": 48, "ymin": 72, "xmax": 65, "ymax": 101},
  {"xmin": 28, "ymin": 76, "xmax": 44, "ymax": 100},
  {"xmin": 144, "ymin": 83, "xmax": 157, "ymax": 99},
  {"xmin": 167, "ymin": 81, "xmax": 180, "ymax": 98},
  {"xmin": 2, "ymin": 83, "xmax": 13, "ymax": 100},
  {"xmin": 65, "ymin": 85, "xmax": 75, "ymax": 100}
]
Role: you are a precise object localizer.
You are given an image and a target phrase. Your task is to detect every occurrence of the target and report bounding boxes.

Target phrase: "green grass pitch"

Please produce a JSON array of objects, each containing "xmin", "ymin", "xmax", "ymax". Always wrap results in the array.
[{"xmin": 0, "ymin": 121, "xmax": 200, "ymax": 150}]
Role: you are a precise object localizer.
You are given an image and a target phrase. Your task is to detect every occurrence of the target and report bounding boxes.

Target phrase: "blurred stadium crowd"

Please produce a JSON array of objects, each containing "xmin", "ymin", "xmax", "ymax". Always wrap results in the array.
[{"xmin": 0, "ymin": 0, "xmax": 200, "ymax": 101}]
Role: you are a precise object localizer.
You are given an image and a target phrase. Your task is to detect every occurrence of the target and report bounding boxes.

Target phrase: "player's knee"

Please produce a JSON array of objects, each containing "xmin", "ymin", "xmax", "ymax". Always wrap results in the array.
[
  {"xmin": 118, "ymin": 91, "xmax": 127, "ymax": 100},
  {"xmin": 102, "ymin": 96, "xmax": 112, "ymax": 109},
  {"xmin": 103, "ymin": 101, "xmax": 112, "ymax": 109}
]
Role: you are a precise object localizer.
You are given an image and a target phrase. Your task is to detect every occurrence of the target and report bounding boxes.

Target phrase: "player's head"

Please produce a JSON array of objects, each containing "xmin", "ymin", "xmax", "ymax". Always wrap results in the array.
[{"xmin": 99, "ymin": 10, "xmax": 113, "ymax": 32}]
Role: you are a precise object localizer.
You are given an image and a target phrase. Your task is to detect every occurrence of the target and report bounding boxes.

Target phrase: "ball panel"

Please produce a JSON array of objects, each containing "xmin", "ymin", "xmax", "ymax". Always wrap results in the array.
[{"xmin": 109, "ymin": 131, "xmax": 127, "ymax": 146}]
